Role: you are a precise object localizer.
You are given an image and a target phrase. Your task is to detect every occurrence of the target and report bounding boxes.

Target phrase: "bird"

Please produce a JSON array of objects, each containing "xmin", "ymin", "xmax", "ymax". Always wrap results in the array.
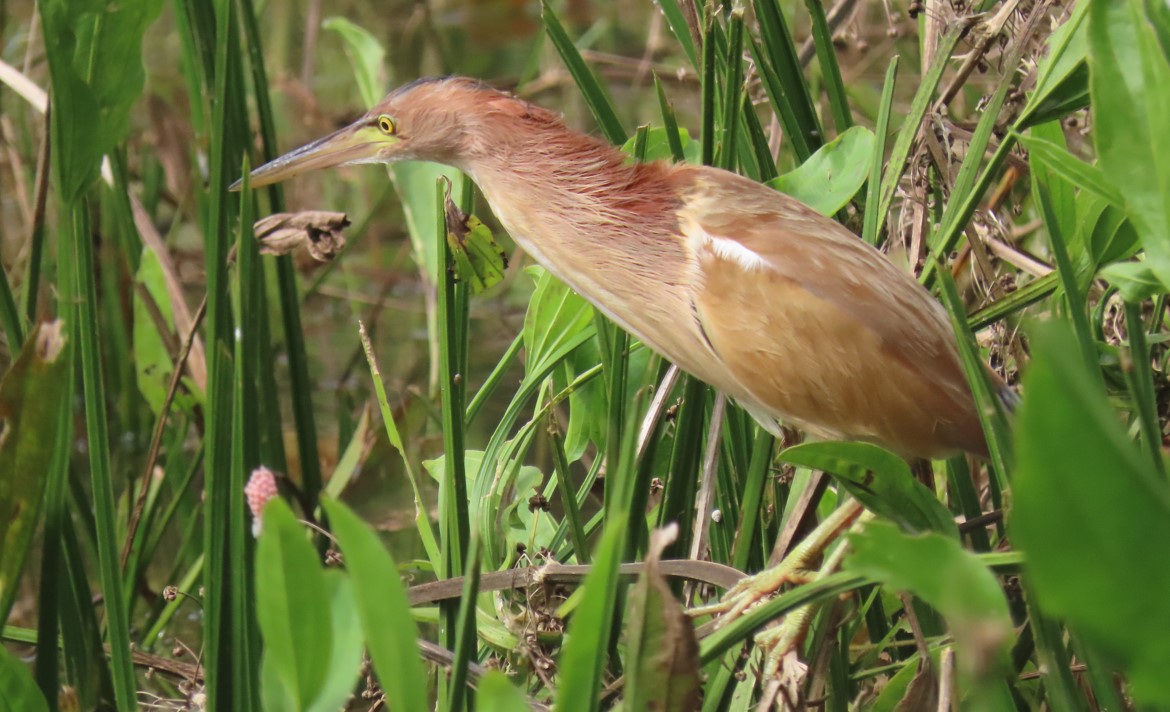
[
  {"xmin": 238, "ymin": 76, "xmax": 1008, "ymax": 462},
  {"xmin": 235, "ymin": 77, "xmax": 1012, "ymax": 675}
]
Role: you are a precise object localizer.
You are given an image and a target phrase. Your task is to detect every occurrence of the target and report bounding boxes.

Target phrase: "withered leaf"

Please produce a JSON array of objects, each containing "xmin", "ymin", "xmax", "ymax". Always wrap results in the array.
[
  {"xmin": 254, "ymin": 211, "xmax": 349, "ymax": 262},
  {"xmin": 0, "ymin": 321, "xmax": 69, "ymax": 623},
  {"xmin": 625, "ymin": 523, "xmax": 702, "ymax": 711}
]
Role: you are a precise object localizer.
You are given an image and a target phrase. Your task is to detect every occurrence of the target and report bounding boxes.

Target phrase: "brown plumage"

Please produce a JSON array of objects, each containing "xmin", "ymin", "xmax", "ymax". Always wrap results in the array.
[{"xmin": 241, "ymin": 76, "xmax": 1003, "ymax": 459}]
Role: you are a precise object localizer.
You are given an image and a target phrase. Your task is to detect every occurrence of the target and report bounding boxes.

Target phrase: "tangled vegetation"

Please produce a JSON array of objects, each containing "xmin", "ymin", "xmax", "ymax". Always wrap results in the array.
[{"xmin": 1, "ymin": 0, "xmax": 1169, "ymax": 710}]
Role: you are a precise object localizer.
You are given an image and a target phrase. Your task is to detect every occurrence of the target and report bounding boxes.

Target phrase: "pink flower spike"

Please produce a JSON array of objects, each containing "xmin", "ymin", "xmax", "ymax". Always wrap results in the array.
[{"xmin": 245, "ymin": 466, "xmax": 280, "ymax": 537}]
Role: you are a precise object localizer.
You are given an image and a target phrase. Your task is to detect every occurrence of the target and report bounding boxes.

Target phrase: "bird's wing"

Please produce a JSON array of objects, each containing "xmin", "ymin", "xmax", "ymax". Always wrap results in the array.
[{"xmin": 673, "ymin": 166, "xmax": 985, "ymax": 458}]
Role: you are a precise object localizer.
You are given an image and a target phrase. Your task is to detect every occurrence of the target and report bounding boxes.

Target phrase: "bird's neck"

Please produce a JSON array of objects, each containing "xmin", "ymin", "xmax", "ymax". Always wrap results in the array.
[
  {"xmin": 458, "ymin": 121, "xmax": 681, "ymax": 253},
  {"xmin": 455, "ymin": 120, "xmax": 702, "ymax": 369}
]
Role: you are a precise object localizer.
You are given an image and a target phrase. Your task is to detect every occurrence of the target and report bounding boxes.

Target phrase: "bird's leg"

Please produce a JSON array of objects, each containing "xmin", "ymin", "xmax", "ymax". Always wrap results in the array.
[
  {"xmin": 754, "ymin": 514, "xmax": 865, "ymax": 681},
  {"xmin": 691, "ymin": 499, "xmax": 866, "ymax": 621}
]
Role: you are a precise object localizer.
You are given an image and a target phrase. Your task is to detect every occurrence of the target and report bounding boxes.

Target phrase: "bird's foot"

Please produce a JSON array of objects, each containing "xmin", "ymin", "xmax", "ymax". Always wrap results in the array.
[
  {"xmin": 757, "ymin": 649, "xmax": 808, "ymax": 711},
  {"xmin": 689, "ymin": 563, "xmax": 813, "ymax": 622}
]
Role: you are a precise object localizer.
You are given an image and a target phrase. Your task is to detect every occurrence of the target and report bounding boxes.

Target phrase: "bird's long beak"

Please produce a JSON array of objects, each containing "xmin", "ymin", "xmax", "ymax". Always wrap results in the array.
[{"xmin": 230, "ymin": 120, "xmax": 385, "ymax": 191}]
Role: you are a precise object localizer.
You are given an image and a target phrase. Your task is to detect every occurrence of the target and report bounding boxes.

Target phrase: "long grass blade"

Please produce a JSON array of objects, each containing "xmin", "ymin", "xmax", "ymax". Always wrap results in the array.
[
  {"xmin": 862, "ymin": 57, "xmax": 899, "ymax": 245},
  {"xmin": 69, "ymin": 202, "xmax": 136, "ymax": 710},
  {"xmin": 541, "ymin": 0, "xmax": 627, "ymax": 144}
]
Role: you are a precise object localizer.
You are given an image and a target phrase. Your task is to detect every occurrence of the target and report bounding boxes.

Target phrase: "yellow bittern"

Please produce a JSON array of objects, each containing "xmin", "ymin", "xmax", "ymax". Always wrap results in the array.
[
  {"xmin": 243, "ymin": 76, "xmax": 1005, "ymax": 458},
  {"xmin": 238, "ymin": 76, "xmax": 1007, "ymax": 662}
]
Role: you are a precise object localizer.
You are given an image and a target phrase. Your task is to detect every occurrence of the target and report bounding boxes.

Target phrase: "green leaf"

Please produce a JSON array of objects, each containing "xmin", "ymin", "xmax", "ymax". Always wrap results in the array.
[
  {"xmin": 477, "ymin": 670, "xmax": 532, "ymax": 712},
  {"xmin": 391, "ymin": 161, "xmax": 463, "ymax": 285},
  {"xmin": 625, "ymin": 525, "xmax": 701, "ymax": 712},
  {"xmin": 322, "ymin": 16, "xmax": 387, "ymax": 108},
  {"xmin": 844, "ymin": 522, "xmax": 1011, "ymax": 675},
  {"xmin": 308, "ymin": 571, "xmax": 365, "ymax": 712},
  {"xmin": 40, "ymin": 0, "xmax": 163, "ymax": 199},
  {"xmin": 321, "ymin": 499, "xmax": 428, "ymax": 712},
  {"xmin": 133, "ymin": 248, "xmax": 200, "ymax": 415},
  {"xmin": 1019, "ymin": 1, "xmax": 1090, "ymax": 127},
  {"xmin": 0, "ymin": 645, "xmax": 48, "ymax": 712},
  {"xmin": 541, "ymin": 0, "xmax": 627, "ymax": 145},
  {"xmin": 1090, "ymin": 0, "xmax": 1170, "ymax": 291},
  {"xmin": 1013, "ymin": 320, "xmax": 1170, "ymax": 707},
  {"xmin": 562, "ymin": 338, "xmax": 606, "ymax": 462},
  {"xmin": 1016, "ymin": 133, "xmax": 1123, "ymax": 207},
  {"xmin": 1101, "ymin": 260, "xmax": 1166, "ymax": 301},
  {"xmin": 554, "ymin": 518, "xmax": 626, "ymax": 712},
  {"xmin": 619, "ymin": 126, "xmax": 699, "ymax": 164},
  {"xmin": 256, "ymin": 499, "xmax": 332, "ymax": 710},
  {"xmin": 0, "ymin": 321, "xmax": 68, "ymax": 624},
  {"xmin": 444, "ymin": 197, "xmax": 508, "ymax": 295},
  {"xmin": 769, "ymin": 126, "xmax": 875, "ymax": 217},
  {"xmin": 523, "ymin": 266, "xmax": 595, "ymax": 378},
  {"xmin": 778, "ymin": 441, "xmax": 958, "ymax": 538},
  {"xmin": 1089, "ymin": 205, "xmax": 1139, "ymax": 265}
]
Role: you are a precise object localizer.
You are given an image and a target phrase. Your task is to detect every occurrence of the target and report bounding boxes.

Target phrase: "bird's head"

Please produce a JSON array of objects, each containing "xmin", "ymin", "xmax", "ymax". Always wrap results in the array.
[{"xmin": 234, "ymin": 76, "xmax": 530, "ymax": 190}]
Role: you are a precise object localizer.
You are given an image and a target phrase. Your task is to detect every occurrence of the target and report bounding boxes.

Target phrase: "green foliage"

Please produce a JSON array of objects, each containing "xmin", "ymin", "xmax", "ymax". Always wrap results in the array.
[
  {"xmin": 1090, "ymin": 0, "xmax": 1170, "ymax": 290},
  {"xmin": 845, "ymin": 523, "xmax": 1011, "ymax": 676},
  {"xmin": 1014, "ymin": 321, "xmax": 1170, "ymax": 707},
  {"xmin": 0, "ymin": 323, "xmax": 68, "ymax": 625},
  {"xmin": 768, "ymin": 126, "xmax": 875, "ymax": 216},
  {"xmin": 322, "ymin": 17, "xmax": 387, "ymax": 108},
  {"xmin": 0, "ymin": 645, "xmax": 48, "ymax": 712},
  {"xmin": 256, "ymin": 499, "xmax": 342, "ymax": 710},
  {"xmin": 323, "ymin": 498, "xmax": 429, "ymax": 711},
  {"xmin": 8, "ymin": 0, "xmax": 1170, "ymax": 709},
  {"xmin": 553, "ymin": 520, "xmax": 626, "ymax": 712},
  {"xmin": 40, "ymin": 0, "xmax": 164, "ymax": 199},
  {"xmin": 779, "ymin": 442, "xmax": 957, "ymax": 537}
]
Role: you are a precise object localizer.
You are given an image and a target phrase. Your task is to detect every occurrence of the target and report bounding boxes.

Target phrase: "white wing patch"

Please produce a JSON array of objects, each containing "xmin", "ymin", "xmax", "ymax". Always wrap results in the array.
[{"xmin": 685, "ymin": 219, "xmax": 769, "ymax": 271}]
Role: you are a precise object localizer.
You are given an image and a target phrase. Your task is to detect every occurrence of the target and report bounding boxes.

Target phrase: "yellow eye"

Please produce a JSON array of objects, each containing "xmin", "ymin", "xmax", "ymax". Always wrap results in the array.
[{"xmin": 377, "ymin": 115, "xmax": 396, "ymax": 135}]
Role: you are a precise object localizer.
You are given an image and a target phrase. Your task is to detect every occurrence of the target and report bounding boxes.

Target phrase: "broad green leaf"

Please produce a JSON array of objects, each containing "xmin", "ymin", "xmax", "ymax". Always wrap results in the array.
[
  {"xmin": 307, "ymin": 571, "xmax": 364, "ymax": 712},
  {"xmin": 322, "ymin": 499, "xmax": 428, "ymax": 712},
  {"xmin": 624, "ymin": 525, "xmax": 701, "ymax": 712},
  {"xmin": 0, "ymin": 645, "xmax": 48, "ymax": 712},
  {"xmin": 554, "ymin": 518, "xmax": 626, "ymax": 712},
  {"xmin": 1090, "ymin": 0, "xmax": 1170, "ymax": 291},
  {"xmin": 133, "ymin": 248, "xmax": 199, "ymax": 414},
  {"xmin": 844, "ymin": 522, "xmax": 1011, "ymax": 676},
  {"xmin": 322, "ymin": 16, "xmax": 387, "ymax": 108},
  {"xmin": 1016, "ymin": 133, "xmax": 1123, "ymax": 207},
  {"xmin": 505, "ymin": 467, "xmax": 558, "ymax": 554},
  {"xmin": 445, "ymin": 197, "xmax": 508, "ymax": 294},
  {"xmin": 769, "ymin": 126, "xmax": 874, "ymax": 216},
  {"xmin": 562, "ymin": 337, "xmax": 606, "ymax": 461},
  {"xmin": 619, "ymin": 127, "xmax": 700, "ymax": 164},
  {"xmin": 477, "ymin": 670, "xmax": 532, "ymax": 712},
  {"xmin": 1019, "ymin": 1, "xmax": 1090, "ymax": 127},
  {"xmin": 424, "ymin": 450, "xmax": 547, "ymax": 545},
  {"xmin": 391, "ymin": 162, "xmax": 462, "ymax": 284},
  {"xmin": 779, "ymin": 441, "xmax": 958, "ymax": 538},
  {"xmin": 40, "ymin": 0, "xmax": 163, "ymax": 199},
  {"xmin": 522, "ymin": 266, "xmax": 595, "ymax": 378},
  {"xmin": 256, "ymin": 499, "xmax": 331, "ymax": 709},
  {"xmin": 1152, "ymin": 0, "xmax": 1170, "ymax": 58},
  {"xmin": 325, "ymin": 18, "xmax": 455, "ymax": 286},
  {"xmin": 0, "ymin": 321, "xmax": 68, "ymax": 624},
  {"xmin": 1088, "ymin": 202, "xmax": 1140, "ymax": 266},
  {"xmin": 1101, "ymin": 261, "xmax": 1165, "ymax": 301},
  {"xmin": 1013, "ymin": 320, "xmax": 1170, "ymax": 707}
]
